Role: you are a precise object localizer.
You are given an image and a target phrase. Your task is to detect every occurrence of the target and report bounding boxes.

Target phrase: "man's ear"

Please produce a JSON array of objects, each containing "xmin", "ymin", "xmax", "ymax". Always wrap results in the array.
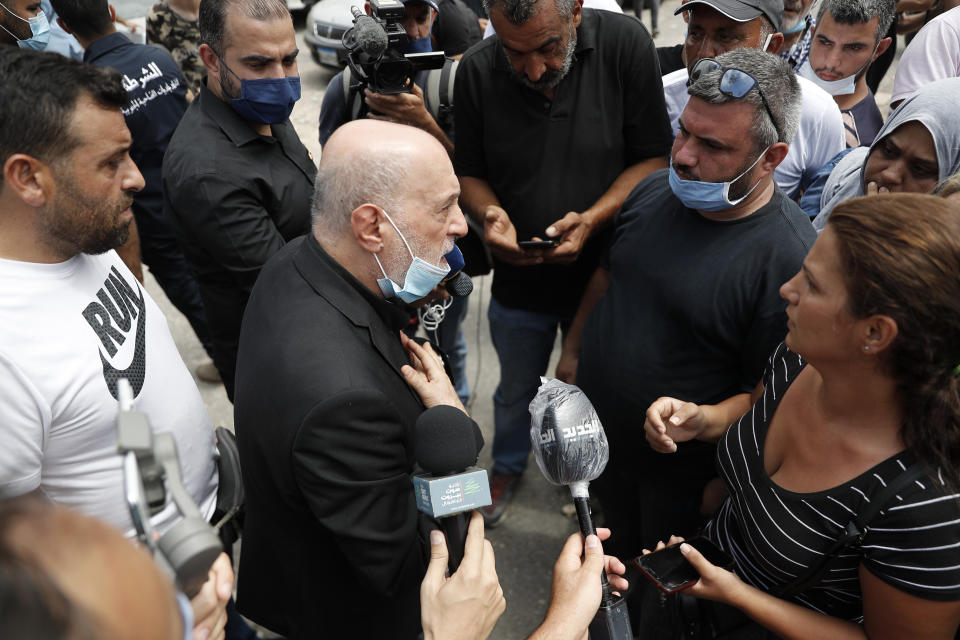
[
  {"xmin": 571, "ymin": 0, "xmax": 583, "ymax": 29},
  {"xmin": 351, "ymin": 204, "xmax": 386, "ymax": 252},
  {"xmin": 198, "ymin": 43, "xmax": 221, "ymax": 76},
  {"xmin": 108, "ymin": 4, "xmax": 117, "ymax": 23},
  {"xmin": 2, "ymin": 154, "xmax": 54, "ymax": 208},
  {"xmin": 766, "ymin": 31, "xmax": 785, "ymax": 54},
  {"xmin": 873, "ymin": 36, "xmax": 892, "ymax": 61},
  {"xmin": 760, "ymin": 142, "xmax": 789, "ymax": 174}
]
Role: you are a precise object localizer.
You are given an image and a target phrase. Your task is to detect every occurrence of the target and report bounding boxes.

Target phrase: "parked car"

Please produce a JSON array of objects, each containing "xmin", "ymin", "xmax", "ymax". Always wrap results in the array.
[{"xmin": 305, "ymin": 0, "xmax": 355, "ymax": 69}]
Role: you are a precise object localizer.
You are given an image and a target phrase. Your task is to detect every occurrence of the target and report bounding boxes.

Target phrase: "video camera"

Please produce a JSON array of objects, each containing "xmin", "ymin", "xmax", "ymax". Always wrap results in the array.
[{"xmin": 342, "ymin": 0, "xmax": 445, "ymax": 97}]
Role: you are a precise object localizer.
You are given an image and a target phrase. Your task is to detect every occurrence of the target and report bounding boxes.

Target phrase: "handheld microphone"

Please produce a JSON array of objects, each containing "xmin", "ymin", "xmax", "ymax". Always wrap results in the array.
[
  {"xmin": 442, "ymin": 245, "xmax": 473, "ymax": 297},
  {"xmin": 345, "ymin": 6, "xmax": 389, "ymax": 59},
  {"xmin": 529, "ymin": 378, "xmax": 633, "ymax": 640},
  {"xmin": 413, "ymin": 405, "xmax": 490, "ymax": 572}
]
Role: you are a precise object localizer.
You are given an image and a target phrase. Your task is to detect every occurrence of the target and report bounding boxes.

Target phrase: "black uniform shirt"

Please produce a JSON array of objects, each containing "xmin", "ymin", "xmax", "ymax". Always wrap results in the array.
[{"xmin": 162, "ymin": 84, "xmax": 316, "ymax": 397}]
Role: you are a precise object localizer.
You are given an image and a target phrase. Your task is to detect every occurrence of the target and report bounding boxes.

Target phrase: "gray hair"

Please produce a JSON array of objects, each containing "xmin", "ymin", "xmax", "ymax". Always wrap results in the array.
[
  {"xmin": 199, "ymin": 0, "xmax": 290, "ymax": 54},
  {"xmin": 758, "ymin": 15, "xmax": 776, "ymax": 43},
  {"xmin": 310, "ymin": 153, "xmax": 413, "ymax": 241},
  {"xmin": 816, "ymin": 0, "xmax": 896, "ymax": 43},
  {"xmin": 482, "ymin": 0, "xmax": 576, "ymax": 25},
  {"xmin": 687, "ymin": 48, "xmax": 802, "ymax": 151}
]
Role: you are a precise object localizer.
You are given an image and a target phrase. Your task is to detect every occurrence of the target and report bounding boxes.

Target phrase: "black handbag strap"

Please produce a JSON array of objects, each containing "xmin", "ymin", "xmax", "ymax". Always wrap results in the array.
[{"xmin": 774, "ymin": 462, "xmax": 926, "ymax": 599}]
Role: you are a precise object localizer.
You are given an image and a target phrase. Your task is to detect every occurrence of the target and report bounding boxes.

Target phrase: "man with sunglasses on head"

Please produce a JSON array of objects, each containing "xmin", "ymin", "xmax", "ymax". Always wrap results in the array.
[
  {"xmin": 661, "ymin": 0, "xmax": 845, "ymax": 199},
  {"xmin": 162, "ymin": 0, "xmax": 316, "ymax": 400},
  {"xmin": 556, "ymin": 49, "xmax": 816, "ymax": 588}
]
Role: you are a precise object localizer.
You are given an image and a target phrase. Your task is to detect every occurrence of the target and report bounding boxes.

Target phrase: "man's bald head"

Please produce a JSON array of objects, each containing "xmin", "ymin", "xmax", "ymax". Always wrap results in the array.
[
  {"xmin": 311, "ymin": 120, "xmax": 450, "ymax": 239},
  {"xmin": 0, "ymin": 496, "xmax": 182, "ymax": 640}
]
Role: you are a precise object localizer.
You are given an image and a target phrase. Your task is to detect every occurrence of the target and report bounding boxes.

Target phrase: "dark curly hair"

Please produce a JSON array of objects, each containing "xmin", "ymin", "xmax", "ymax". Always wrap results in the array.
[{"xmin": 828, "ymin": 194, "xmax": 960, "ymax": 488}]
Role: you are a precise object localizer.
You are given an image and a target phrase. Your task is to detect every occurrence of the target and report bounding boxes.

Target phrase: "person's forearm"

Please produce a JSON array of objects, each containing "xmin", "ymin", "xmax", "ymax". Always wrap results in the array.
[
  {"xmin": 895, "ymin": 0, "xmax": 936, "ymax": 11},
  {"xmin": 896, "ymin": 10, "xmax": 928, "ymax": 33},
  {"xmin": 459, "ymin": 176, "xmax": 502, "ymax": 226},
  {"xmin": 695, "ymin": 393, "xmax": 753, "ymax": 443},
  {"xmin": 579, "ymin": 156, "xmax": 668, "ymax": 233},
  {"xmin": 727, "ymin": 581, "xmax": 865, "ymax": 640},
  {"xmin": 561, "ymin": 267, "xmax": 611, "ymax": 359},
  {"xmin": 527, "ymin": 610, "xmax": 587, "ymax": 640}
]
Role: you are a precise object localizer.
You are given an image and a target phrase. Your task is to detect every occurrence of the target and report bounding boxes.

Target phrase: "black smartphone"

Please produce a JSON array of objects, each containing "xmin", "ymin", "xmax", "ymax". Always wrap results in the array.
[
  {"xmin": 633, "ymin": 537, "xmax": 734, "ymax": 594},
  {"xmin": 518, "ymin": 240, "xmax": 558, "ymax": 249}
]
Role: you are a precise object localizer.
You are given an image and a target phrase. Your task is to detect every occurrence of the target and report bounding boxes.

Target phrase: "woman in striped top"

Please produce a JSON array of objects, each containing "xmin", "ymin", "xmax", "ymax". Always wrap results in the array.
[{"xmin": 644, "ymin": 194, "xmax": 960, "ymax": 638}]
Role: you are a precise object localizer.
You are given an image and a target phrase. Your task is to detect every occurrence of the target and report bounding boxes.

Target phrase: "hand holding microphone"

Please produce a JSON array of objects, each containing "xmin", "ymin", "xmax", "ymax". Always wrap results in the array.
[
  {"xmin": 420, "ymin": 511, "xmax": 505, "ymax": 640},
  {"xmin": 529, "ymin": 378, "xmax": 633, "ymax": 640},
  {"xmin": 413, "ymin": 405, "xmax": 489, "ymax": 573}
]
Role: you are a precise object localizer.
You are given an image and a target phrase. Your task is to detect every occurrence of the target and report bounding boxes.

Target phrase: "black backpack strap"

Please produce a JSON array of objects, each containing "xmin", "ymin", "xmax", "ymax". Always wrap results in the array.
[{"xmin": 774, "ymin": 462, "xmax": 926, "ymax": 599}]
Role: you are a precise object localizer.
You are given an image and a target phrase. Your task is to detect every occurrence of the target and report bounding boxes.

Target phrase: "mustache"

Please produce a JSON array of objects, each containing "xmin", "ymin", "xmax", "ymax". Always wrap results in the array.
[{"xmin": 673, "ymin": 162, "xmax": 698, "ymax": 181}]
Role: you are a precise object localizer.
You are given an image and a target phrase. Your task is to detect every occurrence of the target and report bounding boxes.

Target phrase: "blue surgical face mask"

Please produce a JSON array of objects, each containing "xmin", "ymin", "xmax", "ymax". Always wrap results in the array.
[
  {"xmin": 375, "ymin": 209, "xmax": 451, "ymax": 303},
  {"xmin": 0, "ymin": 3, "xmax": 50, "ymax": 50},
  {"xmin": 668, "ymin": 147, "xmax": 770, "ymax": 212},
  {"xmin": 218, "ymin": 55, "xmax": 301, "ymax": 124},
  {"xmin": 797, "ymin": 48, "xmax": 876, "ymax": 96},
  {"xmin": 397, "ymin": 34, "xmax": 432, "ymax": 54}
]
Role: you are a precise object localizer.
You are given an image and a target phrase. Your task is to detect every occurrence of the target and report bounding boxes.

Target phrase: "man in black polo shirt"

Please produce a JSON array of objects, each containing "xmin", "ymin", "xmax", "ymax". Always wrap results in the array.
[
  {"xmin": 52, "ymin": 0, "xmax": 220, "ymax": 383},
  {"xmin": 163, "ymin": 0, "xmax": 316, "ymax": 400},
  {"xmin": 455, "ymin": 0, "xmax": 673, "ymax": 525}
]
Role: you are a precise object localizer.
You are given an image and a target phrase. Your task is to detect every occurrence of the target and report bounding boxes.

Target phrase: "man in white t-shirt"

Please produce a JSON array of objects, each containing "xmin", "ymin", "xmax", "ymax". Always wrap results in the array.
[
  {"xmin": 0, "ymin": 47, "xmax": 231, "ymax": 640},
  {"xmin": 890, "ymin": 6, "xmax": 960, "ymax": 110},
  {"xmin": 663, "ymin": 0, "xmax": 845, "ymax": 198}
]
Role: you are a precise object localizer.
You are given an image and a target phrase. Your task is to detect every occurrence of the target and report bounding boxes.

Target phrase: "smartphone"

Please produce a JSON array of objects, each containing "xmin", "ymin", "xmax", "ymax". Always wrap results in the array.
[
  {"xmin": 518, "ymin": 240, "xmax": 558, "ymax": 249},
  {"xmin": 633, "ymin": 537, "xmax": 734, "ymax": 594}
]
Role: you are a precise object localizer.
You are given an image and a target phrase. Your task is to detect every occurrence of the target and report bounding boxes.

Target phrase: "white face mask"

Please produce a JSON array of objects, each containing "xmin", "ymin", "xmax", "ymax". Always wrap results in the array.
[
  {"xmin": 797, "ymin": 57, "xmax": 856, "ymax": 95},
  {"xmin": 797, "ymin": 40, "xmax": 879, "ymax": 96}
]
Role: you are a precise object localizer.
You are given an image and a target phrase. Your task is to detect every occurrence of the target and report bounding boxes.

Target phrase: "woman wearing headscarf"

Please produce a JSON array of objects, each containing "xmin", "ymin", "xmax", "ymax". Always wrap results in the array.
[{"xmin": 810, "ymin": 77, "xmax": 960, "ymax": 230}]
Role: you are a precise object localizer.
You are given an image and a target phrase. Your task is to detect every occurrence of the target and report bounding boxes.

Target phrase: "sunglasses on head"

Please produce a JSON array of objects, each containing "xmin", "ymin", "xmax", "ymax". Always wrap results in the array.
[{"xmin": 688, "ymin": 58, "xmax": 782, "ymax": 141}]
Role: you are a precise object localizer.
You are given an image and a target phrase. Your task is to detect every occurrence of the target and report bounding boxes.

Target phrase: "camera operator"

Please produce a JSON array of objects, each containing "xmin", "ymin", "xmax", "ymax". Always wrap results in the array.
[{"xmin": 318, "ymin": 0, "xmax": 457, "ymax": 154}]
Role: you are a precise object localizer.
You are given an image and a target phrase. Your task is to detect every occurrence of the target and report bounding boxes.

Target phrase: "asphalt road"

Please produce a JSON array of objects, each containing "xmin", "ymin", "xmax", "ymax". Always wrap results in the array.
[{"xmin": 145, "ymin": 5, "xmax": 901, "ymax": 637}]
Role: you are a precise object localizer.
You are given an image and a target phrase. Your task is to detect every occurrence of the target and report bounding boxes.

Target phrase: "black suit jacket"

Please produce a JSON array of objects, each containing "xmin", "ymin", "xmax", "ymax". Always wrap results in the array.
[{"xmin": 234, "ymin": 235, "xmax": 430, "ymax": 639}]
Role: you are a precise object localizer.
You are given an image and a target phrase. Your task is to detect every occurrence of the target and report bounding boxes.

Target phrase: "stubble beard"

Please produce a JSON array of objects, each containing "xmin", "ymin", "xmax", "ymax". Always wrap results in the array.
[
  {"xmin": 505, "ymin": 23, "xmax": 577, "ymax": 92},
  {"xmin": 42, "ymin": 168, "xmax": 134, "ymax": 257}
]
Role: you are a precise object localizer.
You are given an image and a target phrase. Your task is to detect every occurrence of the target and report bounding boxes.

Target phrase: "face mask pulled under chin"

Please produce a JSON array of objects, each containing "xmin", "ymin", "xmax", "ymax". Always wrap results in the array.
[
  {"xmin": 797, "ymin": 56, "xmax": 856, "ymax": 96},
  {"xmin": 375, "ymin": 210, "xmax": 450, "ymax": 304},
  {"xmin": 668, "ymin": 147, "xmax": 770, "ymax": 212},
  {"xmin": 0, "ymin": 3, "xmax": 50, "ymax": 50}
]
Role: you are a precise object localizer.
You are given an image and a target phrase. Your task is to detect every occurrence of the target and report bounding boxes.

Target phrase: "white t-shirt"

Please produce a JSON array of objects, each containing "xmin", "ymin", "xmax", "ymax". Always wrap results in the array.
[
  {"xmin": 662, "ymin": 67, "xmax": 846, "ymax": 199},
  {"xmin": 0, "ymin": 251, "xmax": 218, "ymax": 536},
  {"xmin": 891, "ymin": 7, "xmax": 960, "ymax": 106},
  {"xmin": 483, "ymin": 0, "xmax": 622, "ymax": 38}
]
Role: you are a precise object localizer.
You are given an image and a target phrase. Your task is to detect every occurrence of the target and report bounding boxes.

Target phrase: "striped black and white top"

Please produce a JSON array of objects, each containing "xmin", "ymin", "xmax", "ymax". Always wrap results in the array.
[{"xmin": 705, "ymin": 343, "xmax": 960, "ymax": 621}]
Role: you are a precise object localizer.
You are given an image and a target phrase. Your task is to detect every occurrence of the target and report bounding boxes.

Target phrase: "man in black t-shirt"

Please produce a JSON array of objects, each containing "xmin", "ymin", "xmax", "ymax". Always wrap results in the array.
[
  {"xmin": 433, "ymin": 0, "xmax": 483, "ymax": 56},
  {"xmin": 455, "ymin": 0, "xmax": 673, "ymax": 526},
  {"xmin": 557, "ymin": 49, "xmax": 815, "ymax": 564}
]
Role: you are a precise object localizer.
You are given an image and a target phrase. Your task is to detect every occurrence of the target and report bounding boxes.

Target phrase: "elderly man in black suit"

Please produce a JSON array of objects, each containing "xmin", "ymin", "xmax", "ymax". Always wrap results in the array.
[{"xmin": 233, "ymin": 120, "xmax": 470, "ymax": 639}]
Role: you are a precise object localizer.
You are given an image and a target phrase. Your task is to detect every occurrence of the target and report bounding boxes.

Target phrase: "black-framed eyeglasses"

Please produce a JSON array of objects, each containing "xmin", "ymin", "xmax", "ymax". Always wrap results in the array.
[{"xmin": 687, "ymin": 58, "xmax": 781, "ymax": 141}]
